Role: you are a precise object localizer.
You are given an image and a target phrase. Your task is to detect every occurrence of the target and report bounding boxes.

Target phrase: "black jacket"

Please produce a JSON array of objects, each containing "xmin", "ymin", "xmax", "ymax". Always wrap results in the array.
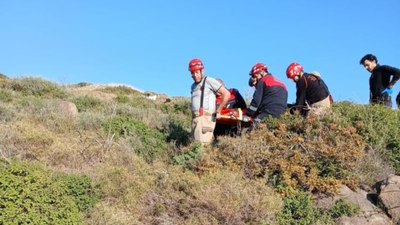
[
  {"xmin": 296, "ymin": 73, "xmax": 330, "ymax": 106},
  {"xmin": 369, "ymin": 64, "xmax": 400, "ymax": 102},
  {"xmin": 247, "ymin": 74, "xmax": 288, "ymax": 119}
]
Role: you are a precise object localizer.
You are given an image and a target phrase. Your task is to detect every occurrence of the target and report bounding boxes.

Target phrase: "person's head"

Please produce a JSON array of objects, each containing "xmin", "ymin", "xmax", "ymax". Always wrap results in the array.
[
  {"xmin": 286, "ymin": 62, "xmax": 304, "ymax": 82},
  {"xmin": 188, "ymin": 58, "xmax": 204, "ymax": 83},
  {"xmin": 249, "ymin": 63, "xmax": 268, "ymax": 82},
  {"xmin": 248, "ymin": 76, "xmax": 257, "ymax": 87},
  {"xmin": 360, "ymin": 54, "xmax": 378, "ymax": 72}
]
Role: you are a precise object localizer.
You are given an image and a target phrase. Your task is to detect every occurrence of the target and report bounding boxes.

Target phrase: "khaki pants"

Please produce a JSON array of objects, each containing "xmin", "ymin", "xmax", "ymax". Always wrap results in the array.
[
  {"xmin": 309, "ymin": 96, "xmax": 331, "ymax": 116},
  {"xmin": 192, "ymin": 113, "xmax": 216, "ymax": 144}
]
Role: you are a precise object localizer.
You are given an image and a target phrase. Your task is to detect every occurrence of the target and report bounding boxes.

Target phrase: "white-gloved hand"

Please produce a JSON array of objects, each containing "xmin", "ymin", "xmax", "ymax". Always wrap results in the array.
[{"xmin": 242, "ymin": 115, "xmax": 251, "ymax": 122}]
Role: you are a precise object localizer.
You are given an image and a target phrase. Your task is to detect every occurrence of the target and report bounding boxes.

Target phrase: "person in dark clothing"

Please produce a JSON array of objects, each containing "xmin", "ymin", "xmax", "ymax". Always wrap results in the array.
[
  {"xmin": 286, "ymin": 62, "xmax": 332, "ymax": 116},
  {"xmin": 396, "ymin": 92, "xmax": 400, "ymax": 109},
  {"xmin": 243, "ymin": 63, "xmax": 288, "ymax": 131},
  {"xmin": 214, "ymin": 79, "xmax": 247, "ymax": 137},
  {"xmin": 359, "ymin": 54, "xmax": 400, "ymax": 107}
]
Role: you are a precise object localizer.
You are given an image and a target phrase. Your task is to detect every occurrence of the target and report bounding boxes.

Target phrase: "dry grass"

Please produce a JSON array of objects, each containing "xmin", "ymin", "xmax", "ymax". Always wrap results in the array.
[{"xmin": 1, "ymin": 76, "xmax": 398, "ymax": 224}]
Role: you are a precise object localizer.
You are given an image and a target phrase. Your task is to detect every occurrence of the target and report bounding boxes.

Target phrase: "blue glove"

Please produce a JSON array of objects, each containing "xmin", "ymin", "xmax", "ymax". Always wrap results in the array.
[{"xmin": 382, "ymin": 88, "xmax": 393, "ymax": 95}]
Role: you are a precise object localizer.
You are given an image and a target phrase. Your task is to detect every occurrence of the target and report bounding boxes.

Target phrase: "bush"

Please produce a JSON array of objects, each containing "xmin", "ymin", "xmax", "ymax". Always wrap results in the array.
[
  {"xmin": 115, "ymin": 95, "xmax": 130, "ymax": 104},
  {"xmin": 0, "ymin": 159, "xmax": 97, "ymax": 224},
  {"xmin": 0, "ymin": 104, "xmax": 16, "ymax": 123},
  {"xmin": 102, "ymin": 116, "xmax": 167, "ymax": 161},
  {"xmin": 54, "ymin": 173, "xmax": 99, "ymax": 211},
  {"xmin": 72, "ymin": 95, "xmax": 104, "ymax": 112},
  {"xmin": 77, "ymin": 111, "xmax": 106, "ymax": 130},
  {"xmin": 214, "ymin": 112, "xmax": 365, "ymax": 195},
  {"xmin": 330, "ymin": 102, "xmax": 400, "ymax": 172},
  {"xmin": 328, "ymin": 199, "xmax": 360, "ymax": 219},
  {"xmin": 102, "ymin": 86, "xmax": 141, "ymax": 96},
  {"xmin": 8, "ymin": 77, "xmax": 68, "ymax": 98},
  {"xmin": 172, "ymin": 142, "xmax": 201, "ymax": 167},
  {"xmin": 0, "ymin": 89, "xmax": 13, "ymax": 102},
  {"xmin": 165, "ymin": 119, "xmax": 191, "ymax": 147},
  {"xmin": 277, "ymin": 191, "xmax": 333, "ymax": 225}
]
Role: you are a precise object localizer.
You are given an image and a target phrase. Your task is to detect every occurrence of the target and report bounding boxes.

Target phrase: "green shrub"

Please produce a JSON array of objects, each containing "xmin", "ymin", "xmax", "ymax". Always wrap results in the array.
[
  {"xmin": 0, "ymin": 89, "xmax": 13, "ymax": 102},
  {"xmin": 115, "ymin": 95, "xmax": 129, "ymax": 104},
  {"xmin": 277, "ymin": 191, "xmax": 333, "ymax": 225},
  {"xmin": 172, "ymin": 142, "xmax": 201, "ymax": 166},
  {"xmin": 102, "ymin": 116, "xmax": 167, "ymax": 161},
  {"xmin": 76, "ymin": 82, "xmax": 91, "ymax": 87},
  {"xmin": 328, "ymin": 199, "xmax": 360, "ymax": 219},
  {"xmin": 8, "ymin": 77, "xmax": 67, "ymax": 98},
  {"xmin": 0, "ymin": 159, "xmax": 98, "ymax": 224},
  {"xmin": 0, "ymin": 104, "xmax": 16, "ymax": 123},
  {"xmin": 54, "ymin": 174, "xmax": 99, "ymax": 211},
  {"xmin": 77, "ymin": 111, "xmax": 106, "ymax": 130},
  {"xmin": 102, "ymin": 86, "xmax": 140, "ymax": 96},
  {"xmin": 160, "ymin": 99, "xmax": 191, "ymax": 115},
  {"xmin": 166, "ymin": 120, "xmax": 191, "ymax": 147},
  {"xmin": 72, "ymin": 95, "xmax": 104, "ymax": 112}
]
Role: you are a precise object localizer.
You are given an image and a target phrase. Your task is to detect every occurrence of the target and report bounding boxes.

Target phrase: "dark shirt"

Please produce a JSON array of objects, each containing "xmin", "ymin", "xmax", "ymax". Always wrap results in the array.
[
  {"xmin": 246, "ymin": 74, "xmax": 288, "ymax": 119},
  {"xmin": 296, "ymin": 73, "xmax": 330, "ymax": 106},
  {"xmin": 369, "ymin": 64, "xmax": 400, "ymax": 102}
]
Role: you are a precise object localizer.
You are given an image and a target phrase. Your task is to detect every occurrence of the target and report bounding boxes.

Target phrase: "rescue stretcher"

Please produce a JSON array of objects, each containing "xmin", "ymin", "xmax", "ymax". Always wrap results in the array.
[{"xmin": 216, "ymin": 108, "xmax": 252, "ymax": 125}]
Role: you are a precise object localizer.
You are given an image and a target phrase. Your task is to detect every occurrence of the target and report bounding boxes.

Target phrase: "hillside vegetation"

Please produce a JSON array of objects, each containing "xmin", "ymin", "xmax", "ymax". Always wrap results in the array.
[{"xmin": 0, "ymin": 75, "xmax": 399, "ymax": 224}]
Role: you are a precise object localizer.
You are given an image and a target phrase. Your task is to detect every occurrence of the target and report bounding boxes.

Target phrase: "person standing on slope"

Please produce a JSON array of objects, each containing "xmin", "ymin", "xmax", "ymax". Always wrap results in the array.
[
  {"xmin": 189, "ymin": 58, "xmax": 230, "ymax": 144},
  {"xmin": 359, "ymin": 54, "xmax": 400, "ymax": 107}
]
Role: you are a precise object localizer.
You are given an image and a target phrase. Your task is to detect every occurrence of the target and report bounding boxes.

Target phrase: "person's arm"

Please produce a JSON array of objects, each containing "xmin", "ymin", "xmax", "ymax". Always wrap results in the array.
[
  {"xmin": 216, "ymin": 85, "xmax": 230, "ymax": 115},
  {"xmin": 296, "ymin": 77, "xmax": 307, "ymax": 107},
  {"xmin": 246, "ymin": 81, "xmax": 264, "ymax": 117},
  {"xmin": 386, "ymin": 65, "xmax": 400, "ymax": 88}
]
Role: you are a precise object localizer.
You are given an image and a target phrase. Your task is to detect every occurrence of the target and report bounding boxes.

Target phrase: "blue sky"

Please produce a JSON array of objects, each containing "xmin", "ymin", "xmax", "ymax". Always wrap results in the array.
[{"xmin": 1, "ymin": 1, "xmax": 400, "ymax": 104}]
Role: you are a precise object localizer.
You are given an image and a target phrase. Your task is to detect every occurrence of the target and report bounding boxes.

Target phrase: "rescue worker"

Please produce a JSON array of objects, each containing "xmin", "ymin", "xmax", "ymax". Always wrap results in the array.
[
  {"xmin": 189, "ymin": 58, "xmax": 230, "ymax": 144},
  {"xmin": 214, "ymin": 79, "xmax": 247, "ymax": 137},
  {"xmin": 243, "ymin": 63, "xmax": 288, "ymax": 131},
  {"xmin": 359, "ymin": 54, "xmax": 400, "ymax": 107},
  {"xmin": 286, "ymin": 62, "xmax": 332, "ymax": 116}
]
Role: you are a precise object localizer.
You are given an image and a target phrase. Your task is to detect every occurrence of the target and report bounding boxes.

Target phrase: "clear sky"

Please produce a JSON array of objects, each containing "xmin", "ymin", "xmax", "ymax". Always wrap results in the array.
[{"xmin": 1, "ymin": 1, "xmax": 399, "ymax": 104}]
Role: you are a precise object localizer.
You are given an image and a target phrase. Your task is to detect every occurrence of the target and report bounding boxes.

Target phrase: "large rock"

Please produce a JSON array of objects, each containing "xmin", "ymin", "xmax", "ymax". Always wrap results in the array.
[
  {"xmin": 377, "ymin": 175, "xmax": 400, "ymax": 224},
  {"xmin": 58, "ymin": 101, "xmax": 78, "ymax": 118},
  {"xmin": 315, "ymin": 185, "xmax": 392, "ymax": 225}
]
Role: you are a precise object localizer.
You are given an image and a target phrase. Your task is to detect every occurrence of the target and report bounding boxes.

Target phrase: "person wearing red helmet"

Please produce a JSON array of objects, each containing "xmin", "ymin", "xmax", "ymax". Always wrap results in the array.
[
  {"xmin": 286, "ymin": 62, "xmax": 332, "ymax": 116},
  {"xmin": 359, "ymin": 54, "xmax": 400, "ymax": 107},
  {"xmin": 189, "ymin": 58, "xmax": 231, "ymax": 144},
  {"xmin": 243, "ymin": 63, "xmax": 288, "ymax": 131}
]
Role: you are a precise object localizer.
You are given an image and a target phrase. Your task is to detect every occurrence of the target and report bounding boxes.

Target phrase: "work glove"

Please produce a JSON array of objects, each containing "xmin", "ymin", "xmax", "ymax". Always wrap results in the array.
[
  {"xmin": 242, "ymin": 115, "xmax": 251, "ymax": 122},
  {"xmin": 382, "ymin": 88, "xmax": 393, "ymax": 95}
]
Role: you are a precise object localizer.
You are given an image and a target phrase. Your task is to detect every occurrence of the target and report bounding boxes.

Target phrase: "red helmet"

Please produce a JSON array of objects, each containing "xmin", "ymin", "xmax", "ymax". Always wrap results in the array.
[
  {"xmin": 188, "ymin": 58, "xmax": 204, "ymax": 72},
  {"xmin": 286, "ymin": 62, "xmax": 303, "ymax": 79},
  {"xmin": 250, "ymin": 63, "xmax": 268, "ymax": 76}
]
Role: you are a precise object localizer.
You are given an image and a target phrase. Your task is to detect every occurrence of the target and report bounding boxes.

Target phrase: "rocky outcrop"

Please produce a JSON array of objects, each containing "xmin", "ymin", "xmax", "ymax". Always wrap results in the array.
[
  {"xmin": 316, "ymin": 185, "xmax": 392, "ymax": 225},
  {"xmin": 377, "ymin": 175, "xmax": 400, "ymax": 224}
]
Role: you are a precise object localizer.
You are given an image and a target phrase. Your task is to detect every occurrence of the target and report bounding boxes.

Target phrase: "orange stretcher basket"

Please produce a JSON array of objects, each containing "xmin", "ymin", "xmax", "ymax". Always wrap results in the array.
[{"xmin": 216, "ymin": 108, "xmax": 251, "ymax": 125}]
